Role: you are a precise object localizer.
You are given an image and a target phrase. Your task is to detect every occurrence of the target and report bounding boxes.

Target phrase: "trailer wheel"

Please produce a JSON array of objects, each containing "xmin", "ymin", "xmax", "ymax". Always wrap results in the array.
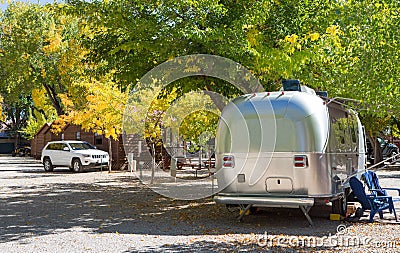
[
  {"xmin": 226, "ymin": 204, "xmax": 256, "ymax": 218},
  {"xmin": 226, "ymin": 204, "xmax": 241, "ymax": 217},
  {"xmin": 332, "ymin": 189, "xmax": 348, "ymax": 216},
  {"xmin": 346, "ymin": 191, "xmax": 357, "ymax": 202}
]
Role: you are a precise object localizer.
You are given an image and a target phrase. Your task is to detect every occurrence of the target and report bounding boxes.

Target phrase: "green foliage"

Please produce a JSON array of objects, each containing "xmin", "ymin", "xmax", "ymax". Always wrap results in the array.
[
  {"xmin": 0, "ymin": 93, "xmax": 31, "ymax": 140},
  {"xmin": 179, "ymin": 110, "xmax": 219, "ymax": 143},
  {"xmin": 1, "ymin": 0, "xmax": 400, "ymax": 146},
  {"xmin": 0, "ymin": 95, "xmax": 4, "ymax": 122},
  {"xmin": 20, "ymin": 109, "xmax": 47, "ymax": 140},
  {"xmin": 0, "ymin": 2, "xmax": 88, "ymax": 116},
  {"xmin": 164, "ymin": 90, "xmax": 222, "ymax": 145}
]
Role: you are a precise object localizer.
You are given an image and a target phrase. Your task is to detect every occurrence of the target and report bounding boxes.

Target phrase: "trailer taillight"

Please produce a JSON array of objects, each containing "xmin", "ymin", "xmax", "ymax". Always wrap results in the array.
[
  {"xmin": 223, "ymin": 155, "xmax": 235, "ymax": 168},
  {"xmin": 294, "ymin": 155, "xmax": 308, "ymax": 168}
]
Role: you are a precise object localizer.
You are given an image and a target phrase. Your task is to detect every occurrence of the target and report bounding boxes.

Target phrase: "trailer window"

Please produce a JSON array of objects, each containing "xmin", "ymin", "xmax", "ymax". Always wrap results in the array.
[
  {"xmin": 349, "ymin": 114, "xmax": 358, "ymax": 151},
  {"xmin": 338, "ymin": 121, "xmax": 346, "ymax": 145},
  {"xmin": 328, "ymin": 106, "xmax": 357, "ymax": 153},
  {"xmin": 329, "ymin": 117, "xmax": 347, "ymax": 152}
]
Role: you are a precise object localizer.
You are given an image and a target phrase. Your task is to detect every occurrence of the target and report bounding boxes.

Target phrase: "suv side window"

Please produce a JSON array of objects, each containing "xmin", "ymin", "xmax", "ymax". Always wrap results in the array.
[
  {"xmin": 46, "ymin": 143, "xmax": 68, "ymax": 150},
  {"xmin": 60, "ymin": 143, "xmax": 69, "ymax": 151},
  {"xmin": 47, "ymin": 143, "xmax": 57, "ymax": 150}
]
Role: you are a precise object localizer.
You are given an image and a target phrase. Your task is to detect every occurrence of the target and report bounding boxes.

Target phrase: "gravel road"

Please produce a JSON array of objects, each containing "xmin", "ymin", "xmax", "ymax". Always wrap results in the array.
[{"xmin": 0, "ymin": 156, "xmax": 399, "ymax": 252}]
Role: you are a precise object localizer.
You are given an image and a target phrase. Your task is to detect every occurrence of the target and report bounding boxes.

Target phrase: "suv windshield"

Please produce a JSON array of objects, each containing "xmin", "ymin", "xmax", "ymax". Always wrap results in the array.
[
  {"xmin": 377, "ymin": 137, "xmax": 386, "ymax": 146},
  {"xmin": 69, "ymin": 142, "xmax": 96, "ymax": 150}
]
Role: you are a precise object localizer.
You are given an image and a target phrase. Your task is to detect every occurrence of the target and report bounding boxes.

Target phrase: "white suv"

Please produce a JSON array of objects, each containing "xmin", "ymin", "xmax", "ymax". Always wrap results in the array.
[{"xmin": 41, "ymin": 140, "xmax": 109, "ymax": 172}]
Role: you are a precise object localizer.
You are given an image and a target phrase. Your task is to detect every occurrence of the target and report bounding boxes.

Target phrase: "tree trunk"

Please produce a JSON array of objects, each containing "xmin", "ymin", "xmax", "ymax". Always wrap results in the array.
[
  {"xmin": 204, "ymin": 85, "xmax": 227, "ymax": 112},
  {"xmin": 108, "ymin": 138, "xmax": 112, "ymax": 173},
  {"xmin": 372, "ymin": 137, "xmax": 383, "ymax": 165},
  {"xmin": 42, "ymin": 82, "xmax": 64, "ymax": 116},
  {"xmin": 29, "ymin": 64, "xmax": 65, "ymax": 116},
  {"xmin": 151, "ymin": 143, "xmax": 155, "ymax": 184},
  {"xmin": 14, "ymin": 133, "xmax": 19, "ymax": 150}
]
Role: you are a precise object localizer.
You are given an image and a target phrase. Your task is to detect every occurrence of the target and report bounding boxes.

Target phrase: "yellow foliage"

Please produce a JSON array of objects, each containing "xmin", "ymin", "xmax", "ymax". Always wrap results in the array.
[
  {"xmin": 65, "ymin": 78, "xmax": 128, "ymax": 140},
  {"xmin": 41, "ymin": 68, "xmax": 46, "ymax": 78},
  {"xmin": 124, "ymin": 86, "xmax": 179, "ymax": 140},
  {"xmin": 326, "ymin": 25, "xmax": 342, "ymax": 36},
  {"xmin": 179, "ymin": 110, "xmax": 219, "ymax": 141},
  {"xmin": 246, "ymin": 27, "xmax": 259, "ymax": 47},
  {"xmin": 285, "ymin": 34, "xmax": 298, "ymax": 44},
  {"xmin": 242, "ymin": 24, "xmax": 254, "ymax": 30},
  {"xmin": 0, "ymin": 95, "xmax": 4, "ymax": 122},
  {"xmin": 32, "ymin": 88, "xmax": 45, "ymax": 106},
  {"xmin": 161, "ymin": 91, "xmax": 222, "ymax": 144},
  {"xmin": 309, "ymin": 32, "xmax": 320, "ymax": 41},
  {"xmin": 42, "ymin": 32, "xmax": 63, "ymax": 54},
  {"xmin": 392, "ymin": 124, "xmax": 400, "ymax": 138},
  {"xmin": 31, "ymin": 88, "xmax": 57, "ymax": 119},
  {"xmin": 51, "ymin": 115, "xmax": 71, "ymax": 135},
  {"xmin": 21, "ymin": 110, "xmax": 47, "ymax": 140},
  {"xmin": 58, "ymin": 93, "xmax": 74, "ymax": 110}
]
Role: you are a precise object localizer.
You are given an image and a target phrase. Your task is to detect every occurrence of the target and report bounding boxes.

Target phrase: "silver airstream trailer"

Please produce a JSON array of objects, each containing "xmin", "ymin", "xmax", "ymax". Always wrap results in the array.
[{"xmin": 213, "ymin": 80, "xmax": 366, "ymax": 225}]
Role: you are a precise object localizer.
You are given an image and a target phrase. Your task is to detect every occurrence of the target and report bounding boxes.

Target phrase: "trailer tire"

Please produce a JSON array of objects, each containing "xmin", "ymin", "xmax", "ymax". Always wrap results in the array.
[
  {"xmin": 355, "ymin": 207, "xmax": 363, "ymax": 218},
  {"xmin": 332, "ymin": 189, "xmax": 348, "ymax": 216},
  {"xmin": 226, "ymin": 204, "xmax": 257, "ymax": 218},
  {"xmin": 346, "ymin": 191, "xmax": 357, "ymax": 202}
]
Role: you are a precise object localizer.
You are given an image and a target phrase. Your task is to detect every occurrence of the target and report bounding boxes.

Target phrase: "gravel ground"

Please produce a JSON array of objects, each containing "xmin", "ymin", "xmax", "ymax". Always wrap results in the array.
[{"xmin": 0, "ymin": 156, "xmax": 399, "ymax": 252}]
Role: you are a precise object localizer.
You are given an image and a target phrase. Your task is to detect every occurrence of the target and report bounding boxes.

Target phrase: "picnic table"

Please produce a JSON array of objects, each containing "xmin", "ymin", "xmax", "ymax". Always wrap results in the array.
[
  {"xmin": 203, "ymin": 158, "xmax": 215, "ymax": 169},
  {"xmin": 176, "ymin": 156, "xmax": 215, "ymax": 177}
]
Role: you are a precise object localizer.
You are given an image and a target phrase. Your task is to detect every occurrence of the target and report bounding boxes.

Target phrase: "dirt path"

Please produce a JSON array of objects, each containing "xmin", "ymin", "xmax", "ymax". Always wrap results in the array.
[{"xmin": 0, "ymin": 156, "xmax": 399, "ymax": 252}]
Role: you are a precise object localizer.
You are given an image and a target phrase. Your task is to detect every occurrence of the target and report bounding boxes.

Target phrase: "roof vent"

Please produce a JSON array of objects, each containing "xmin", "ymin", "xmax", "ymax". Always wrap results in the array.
[
  {"xmin": 280, "ymin": 79, "xmax": 317, "ymax": 96},
  {"xmin": 282, "ymin": 79, "xmax": 301, "ymax": 91}
]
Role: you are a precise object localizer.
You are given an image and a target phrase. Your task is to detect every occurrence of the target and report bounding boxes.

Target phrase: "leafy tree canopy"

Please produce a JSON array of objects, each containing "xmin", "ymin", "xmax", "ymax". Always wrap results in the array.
[{"xmin": 1, "ymin": 0, "xmax": 399, "ymax": 154}]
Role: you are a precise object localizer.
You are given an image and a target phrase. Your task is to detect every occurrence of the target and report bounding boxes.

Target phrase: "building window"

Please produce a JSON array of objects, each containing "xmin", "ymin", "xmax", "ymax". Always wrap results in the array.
[
  {"xmin": 61, "ymin": 133, "xmax": 64, "ymax": 140},
  {"xmin": 76, "ymin": 132, "xmax": 81, "ymax": 140}
]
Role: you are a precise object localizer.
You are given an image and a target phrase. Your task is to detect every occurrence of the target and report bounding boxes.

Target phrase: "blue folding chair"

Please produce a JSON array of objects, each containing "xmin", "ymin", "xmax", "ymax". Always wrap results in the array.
[
  {"xmin": 362, "ymin": 171, "xmax": 400, "ymax": 202},
  {"xmin": 349, "ymin": 177, "xmax": 398, "ymax": 222}
]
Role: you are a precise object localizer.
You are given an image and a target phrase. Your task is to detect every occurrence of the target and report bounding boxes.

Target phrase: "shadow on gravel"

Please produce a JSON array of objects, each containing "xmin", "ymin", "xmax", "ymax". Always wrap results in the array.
[
  {"xmin": 0, "ymin": 165, "xmax": 43, "ymax": 171},
  {"xmin": 1, "ymin": 157, "xmax": 399, "ymax": 251},
  {"xmin": 378, "ymin": 173, "xmax": 400, "ymax": 179},
  {"xmin": 0, "ymin": 162, "xmax": 39, "ymax": 165},
  {"xmin": 125, "ymin": 240, "xmax": 335, "ymax": 253},
  {"xmin": 0, "ymin": 175, "xmax": 346, "ymax": 244},
  {"xmin": 381, "ymin": 166, "xmax": 400, "ymax": 172},
  {"xmin": 0, "ymin": 169, "xmax": 99, "ymax": 179}
]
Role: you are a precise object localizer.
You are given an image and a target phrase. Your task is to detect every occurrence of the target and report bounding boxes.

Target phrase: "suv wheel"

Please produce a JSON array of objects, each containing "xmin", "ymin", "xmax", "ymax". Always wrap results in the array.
[
  {"xmin": 43, "ymin": 157, "xmax": 54, "ymax": 172},
  {"xmin": 72, "ymin": 158, "xmax": 83, "ymax": 173}
]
